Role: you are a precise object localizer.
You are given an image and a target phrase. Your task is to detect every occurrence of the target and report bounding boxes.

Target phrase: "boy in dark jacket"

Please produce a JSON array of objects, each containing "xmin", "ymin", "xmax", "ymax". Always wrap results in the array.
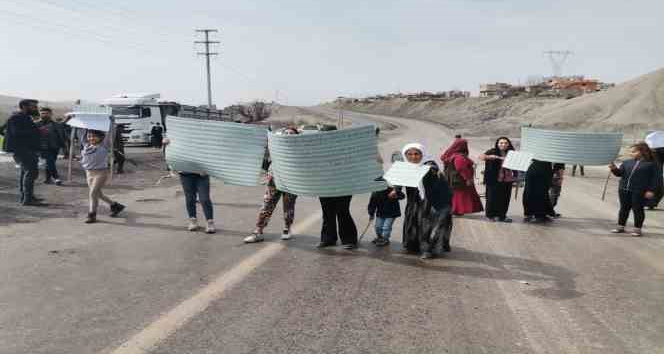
[{"xmin": 368, "ymin": 186, "xmax": 405, "ymax": 246}]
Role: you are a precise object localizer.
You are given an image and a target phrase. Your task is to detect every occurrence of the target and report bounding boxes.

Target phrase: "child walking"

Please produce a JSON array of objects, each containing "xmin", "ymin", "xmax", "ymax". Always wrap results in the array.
[
  {"xmin": 368, "ymin": 186, "xmax": 404, "ymax": 246},
  {"xmin": 81, "ymin": 130, "xmax": 125, "ymax": 223}
]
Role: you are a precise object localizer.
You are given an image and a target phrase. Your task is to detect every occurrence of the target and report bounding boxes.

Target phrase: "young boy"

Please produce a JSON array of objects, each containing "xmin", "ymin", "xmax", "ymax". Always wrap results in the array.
[
  {"xmin": 81, "ymin": 130, "xmax": 125, "ymax": 223},
  {"xmin": 368, "ymin": 186, "xmax": 404, "ymax": 246}
]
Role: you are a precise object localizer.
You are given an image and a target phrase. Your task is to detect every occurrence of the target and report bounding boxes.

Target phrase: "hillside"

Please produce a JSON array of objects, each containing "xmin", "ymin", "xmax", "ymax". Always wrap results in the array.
[{"xmin": 334, "ymin": 67, "xmax": 664, "ymax": 137}]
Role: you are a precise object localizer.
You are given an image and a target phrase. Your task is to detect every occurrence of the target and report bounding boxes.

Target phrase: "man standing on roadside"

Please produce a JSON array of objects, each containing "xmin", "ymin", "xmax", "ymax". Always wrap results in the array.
[
  {"xmin": 36, "ymin": 107, "xmax": 66, "ymax": 185},
  {"xmin": 4, "ymin": 99, "xmax": 45, "ymax": 206}
]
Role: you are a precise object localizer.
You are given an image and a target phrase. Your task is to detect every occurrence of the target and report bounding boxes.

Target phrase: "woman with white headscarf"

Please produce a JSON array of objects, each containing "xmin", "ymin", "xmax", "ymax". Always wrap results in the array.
[{"xmin": 401, "ymin": 143, "xmax": 454, "ymax": 259}]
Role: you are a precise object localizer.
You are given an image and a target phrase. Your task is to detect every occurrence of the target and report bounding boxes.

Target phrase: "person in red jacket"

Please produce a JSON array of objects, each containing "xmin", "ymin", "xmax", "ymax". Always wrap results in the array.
[{"xmin": 441, "ymin": 138, "xmax": 484, "ymax": 216}]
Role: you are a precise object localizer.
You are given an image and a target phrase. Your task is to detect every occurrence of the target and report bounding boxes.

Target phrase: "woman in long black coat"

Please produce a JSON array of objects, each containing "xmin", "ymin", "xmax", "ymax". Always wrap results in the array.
[
  {"xmin": 401, "ymin": 143, "xmax": 453, "ymax": 259},
  {"xmin": 523, "ymin": 159, "xmax": 555, "ymax": 223},
  {"xmin": 479, "ymin": 137, "xmax": 516, "ymax": 222}
]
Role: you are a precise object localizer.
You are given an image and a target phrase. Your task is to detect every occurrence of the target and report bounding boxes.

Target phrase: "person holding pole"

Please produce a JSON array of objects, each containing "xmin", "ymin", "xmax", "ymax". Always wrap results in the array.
[{"xmin": 609, "ymin": 142, "xmax": 659, "ymax": 236}]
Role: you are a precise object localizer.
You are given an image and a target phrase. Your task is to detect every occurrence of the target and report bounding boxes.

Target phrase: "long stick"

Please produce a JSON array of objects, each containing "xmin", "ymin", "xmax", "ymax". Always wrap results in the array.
[
  {"xmin": 67, "ymin": 127, "xmax": 75, "ymax": 182},
  {"xmin": 109, "ymin": 119, "xmax": 115, "ymax": 184},
  {"xmin": 601, "ymin": 171, "xmax": 611, "ymax": 201},
  {"xmin": 358, "ymin": 219, "xmax": 373, "ymax": 244}
]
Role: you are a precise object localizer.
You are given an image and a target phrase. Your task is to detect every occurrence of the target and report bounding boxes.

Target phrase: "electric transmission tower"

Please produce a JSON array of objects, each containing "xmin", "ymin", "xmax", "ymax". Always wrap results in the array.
[
  {"xmin": 195, "ymin": 29, "xmax": 220, "ymax": 108},
  {"xmin": 543, "ymin": 50, "xmax": 573, "ymax": 78}
]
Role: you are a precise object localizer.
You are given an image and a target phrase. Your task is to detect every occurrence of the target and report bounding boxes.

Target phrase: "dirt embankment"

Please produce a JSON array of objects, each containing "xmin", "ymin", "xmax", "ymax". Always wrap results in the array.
[{"xmin": 333, "ymin": 67, "xmax": 664, "ymax": 138}]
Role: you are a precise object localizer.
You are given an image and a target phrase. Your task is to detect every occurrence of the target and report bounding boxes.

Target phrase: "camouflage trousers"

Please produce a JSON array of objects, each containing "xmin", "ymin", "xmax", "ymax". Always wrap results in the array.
[{"xmin": 256, "ymin": 184, "xmax": 297, "ymax": 231}]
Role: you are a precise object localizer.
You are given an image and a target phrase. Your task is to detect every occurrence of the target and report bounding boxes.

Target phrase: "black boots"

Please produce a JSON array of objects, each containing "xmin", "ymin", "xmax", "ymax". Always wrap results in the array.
[
  {"xmin": 110, "ymin": 203, "xmax": 125, "ymax": 217},
  {"xmin": 85, "ymin": 212, "xmax": 97, "ymax": 224}
]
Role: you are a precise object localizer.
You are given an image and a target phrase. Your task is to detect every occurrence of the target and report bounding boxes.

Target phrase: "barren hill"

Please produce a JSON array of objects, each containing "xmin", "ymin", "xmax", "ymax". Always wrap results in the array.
[{"xmin": 334, "ymin": 67, "xmax": 664, "ymax": 137}]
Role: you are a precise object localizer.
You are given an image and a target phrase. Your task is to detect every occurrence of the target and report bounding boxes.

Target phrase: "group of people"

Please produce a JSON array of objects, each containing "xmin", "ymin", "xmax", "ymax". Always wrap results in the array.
[
  {"xmin": 1, "ymin": 100, "xmax": 66, "ymax": 205},
  {"xmin": 2, "ymin": 99, "xmax": 126, "ymax": 223},
  {"xmin": 4, "ymin": 99, "xmax": 663, "ymax": 253}
]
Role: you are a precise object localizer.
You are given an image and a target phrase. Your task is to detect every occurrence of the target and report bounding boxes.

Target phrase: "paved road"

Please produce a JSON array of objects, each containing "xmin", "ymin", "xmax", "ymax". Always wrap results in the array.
[{"xmin": 1, "ymin": 111, "xmax": 663, "ymax": 354}]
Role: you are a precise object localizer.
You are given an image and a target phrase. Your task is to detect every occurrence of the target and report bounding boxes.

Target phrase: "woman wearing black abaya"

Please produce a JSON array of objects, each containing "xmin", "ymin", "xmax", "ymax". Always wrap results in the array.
[
  {"xmin": 401, "ymin": 143, "xmax": 454, "ymax": 259},
  {"xmin": 479, "ymin": 137, "xmax": 516, "ymax": 222},
  {"xmin": 523, "ymin": 159, "xmax": 555, "ymax": 223}
]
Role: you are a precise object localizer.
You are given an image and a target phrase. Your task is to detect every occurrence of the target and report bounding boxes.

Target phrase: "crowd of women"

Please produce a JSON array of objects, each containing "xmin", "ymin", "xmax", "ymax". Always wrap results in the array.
[{"xmin": 159, "ymin": 130, "xmax": 663, "ymax": 261}]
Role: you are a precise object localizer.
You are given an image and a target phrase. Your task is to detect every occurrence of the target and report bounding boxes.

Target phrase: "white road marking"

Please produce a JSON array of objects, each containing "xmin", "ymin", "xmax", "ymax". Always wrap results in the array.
[{"xmin": 105, "ymin": 211, "xmax": 322, "ymax": 354}]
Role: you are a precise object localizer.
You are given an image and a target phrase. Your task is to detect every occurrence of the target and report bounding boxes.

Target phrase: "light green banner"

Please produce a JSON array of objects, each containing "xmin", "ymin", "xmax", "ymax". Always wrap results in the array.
[
  {"xmin": 269, "ymin": 125, "xmax": 386, "ymax": 197},
  {"xmin": 164, "ymin": 116, "xmax": 268, "ymax": 186}
]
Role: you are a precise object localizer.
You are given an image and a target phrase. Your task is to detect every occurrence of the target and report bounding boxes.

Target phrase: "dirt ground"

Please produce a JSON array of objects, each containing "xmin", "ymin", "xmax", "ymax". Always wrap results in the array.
[{"xmin": 0, "ymin": 147, "xmax": 179, "ymax": 226}]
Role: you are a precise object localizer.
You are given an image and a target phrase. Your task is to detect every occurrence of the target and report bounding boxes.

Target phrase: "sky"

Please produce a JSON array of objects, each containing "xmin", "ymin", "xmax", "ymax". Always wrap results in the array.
[{"xmin": 0, "ymin": 0, "xmax": 663, "ymax": 107}]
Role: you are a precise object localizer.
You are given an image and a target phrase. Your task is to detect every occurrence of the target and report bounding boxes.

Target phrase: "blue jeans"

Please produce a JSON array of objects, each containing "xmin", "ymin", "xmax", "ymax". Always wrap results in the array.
[
  {"xmin": 179, "ymin": 173, "xmax": 213, "ymax": 220},
  {"xmin": 374, "ymin": 217, "xmax": 395, "ymax": 239}
]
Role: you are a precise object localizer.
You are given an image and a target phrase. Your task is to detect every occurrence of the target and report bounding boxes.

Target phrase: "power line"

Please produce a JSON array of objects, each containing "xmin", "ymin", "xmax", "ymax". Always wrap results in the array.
[
  {"xmin": 9, "ymin": 0, "xmax": 193, "ymax": 46},
  {"xmin": 195, "ymin": 29, "xmax": 220, "ymax": 108}
]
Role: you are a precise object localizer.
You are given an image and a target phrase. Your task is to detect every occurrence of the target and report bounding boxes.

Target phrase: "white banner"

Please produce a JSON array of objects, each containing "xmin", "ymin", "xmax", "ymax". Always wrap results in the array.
[
  {"xmin": 502, "ymin": 151, "xmax": 535, "ymax": 172},
  {"xmin": 66, "ymin": 113, "xmax": 112, "ymax": 132},
  {"xmin": 383, "ymin": 161, "xmax": 431, "ymax": 187}
]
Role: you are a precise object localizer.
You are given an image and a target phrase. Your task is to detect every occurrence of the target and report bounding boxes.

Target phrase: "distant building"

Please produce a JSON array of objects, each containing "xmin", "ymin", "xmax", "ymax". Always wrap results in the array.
[{"xmin": 480, "ymin": 83, "xmax": 512, "ymax": 97}]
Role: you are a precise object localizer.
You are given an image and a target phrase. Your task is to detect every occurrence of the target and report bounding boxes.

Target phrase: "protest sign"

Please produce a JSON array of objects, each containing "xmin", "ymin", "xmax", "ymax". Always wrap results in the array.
[
  {"xmin": 268, "ymin": 125, "xmax": 386, "ymax": 197},
  {"xmin": 164, "ymin": 116, "xmax": 268, "ymax": 186},
  {"xmin": 521, "ymin": 127, "xmax": 622, "ymax": 165},
  {"xmin": 502, "ymin": 151, "xmax": 535, "ymax": 172},
  {"xmin": 382, "ymin": 161, "xmax": 431, "ymax": 187}
]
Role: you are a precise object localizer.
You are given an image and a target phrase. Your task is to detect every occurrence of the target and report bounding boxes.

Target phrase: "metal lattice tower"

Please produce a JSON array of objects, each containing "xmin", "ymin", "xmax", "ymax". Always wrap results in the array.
[{"xmin": 543, "ymin": 50, "xmax": 573, "ymax": 78}]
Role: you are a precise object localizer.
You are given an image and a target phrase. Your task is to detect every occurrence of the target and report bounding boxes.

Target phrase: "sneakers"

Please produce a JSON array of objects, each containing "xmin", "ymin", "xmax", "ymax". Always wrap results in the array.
[
  {"xmin": 187, "ymin": 218, "xmax": 199, "ymax": 231},
  {"xmin": 85, "ymin": 212, "xmax": 97, "ymax": 224},
  {"xmin": 610, "ymin": 226, "xmax": 625, "ymax": 234},
  {"xmin": 244, "ymin": 232, "xmax": 264, "ymax": 243},
  {"xmin": 631, "ymin": 228, "xmax": 642, "ymax": 237},
  {"xmin": 54, "ymin": 179, "xmax": 63, "ymax": 186},
  {"xmin": 499, "ymin": 217, "xmax": 513, "ymax": 223},
  {"xmin": 281, "ymin": 228, "xmax": 292, "ymax": 240},
  {"xmin": 110, "ymin": 202, "xmax": 125, "ymax": 217},
  {"xmin": 205, "ymin": 220, "xmax": 216, "ymax": 234},
  {"xmin": 375, "ymin": 237, "xmax": 389, "ymax": 247}
]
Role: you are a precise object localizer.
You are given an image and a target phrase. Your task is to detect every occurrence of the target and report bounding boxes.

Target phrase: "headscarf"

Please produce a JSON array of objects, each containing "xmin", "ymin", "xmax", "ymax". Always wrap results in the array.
[
  {"xmin": 401, "ymin": 143, "xmax": 437, "ymax": 199},
  {"xmin": 441, "ymin": 138, "xmax": 469, "ymax": 163}
]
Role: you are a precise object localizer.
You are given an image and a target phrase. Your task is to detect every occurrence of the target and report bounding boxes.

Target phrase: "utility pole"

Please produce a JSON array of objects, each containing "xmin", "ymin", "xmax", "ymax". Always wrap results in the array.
[{"xmin": 195, "ymin": 29, "xmax": 219, "ymax": 108}]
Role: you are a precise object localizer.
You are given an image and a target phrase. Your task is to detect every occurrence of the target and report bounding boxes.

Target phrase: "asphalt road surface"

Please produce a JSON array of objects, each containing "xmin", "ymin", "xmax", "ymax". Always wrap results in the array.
[{"xmin": 1, "ymin": 111, "xmax": 663, "ymax": 354}]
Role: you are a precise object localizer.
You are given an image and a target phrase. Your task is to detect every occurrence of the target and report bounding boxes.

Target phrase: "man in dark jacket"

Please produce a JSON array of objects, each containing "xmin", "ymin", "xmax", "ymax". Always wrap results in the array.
[
  {"xmin": 5, "ymin": 99, "xmax": 44, "ymax": 206},
  {"xmin": 36, "ymin": 107, "xmax": 66, "ymax": 185}
]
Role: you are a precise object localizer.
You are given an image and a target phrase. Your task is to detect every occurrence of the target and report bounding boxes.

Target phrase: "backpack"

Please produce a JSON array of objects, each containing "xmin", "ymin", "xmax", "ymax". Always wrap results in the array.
[{"xmin": 444, "ymin": 157, "xmax": 466, "ymax": 189}]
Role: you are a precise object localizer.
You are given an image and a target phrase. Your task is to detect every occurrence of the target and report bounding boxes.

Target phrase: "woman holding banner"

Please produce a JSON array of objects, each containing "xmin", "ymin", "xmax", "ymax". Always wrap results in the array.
[
  {"xmin": 479, "ymin": 137, "xmax": 516, "ymax": 222},
  {"xmin": 245, "ymin": 127, "xmax": 299, "ymax": 243},
  {"xmin": 523, "ymin": 160, "xmax": 555, "ymax": 223},
  {"xmin": 401, "ymin": 143, "xmax": 453, "ymax": 259}
]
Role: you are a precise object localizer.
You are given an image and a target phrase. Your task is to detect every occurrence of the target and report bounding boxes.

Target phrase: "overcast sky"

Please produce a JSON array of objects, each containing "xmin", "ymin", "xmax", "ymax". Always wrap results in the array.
[{"xmin": 1, "ymin": 0, "xmax": 662, "ymax": 107}]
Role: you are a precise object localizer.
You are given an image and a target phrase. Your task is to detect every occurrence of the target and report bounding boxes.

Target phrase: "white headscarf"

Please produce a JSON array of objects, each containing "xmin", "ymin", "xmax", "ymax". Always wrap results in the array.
[{"xmin": 401, "ymin": 143, "xmax": 437, "ymax": 199}]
